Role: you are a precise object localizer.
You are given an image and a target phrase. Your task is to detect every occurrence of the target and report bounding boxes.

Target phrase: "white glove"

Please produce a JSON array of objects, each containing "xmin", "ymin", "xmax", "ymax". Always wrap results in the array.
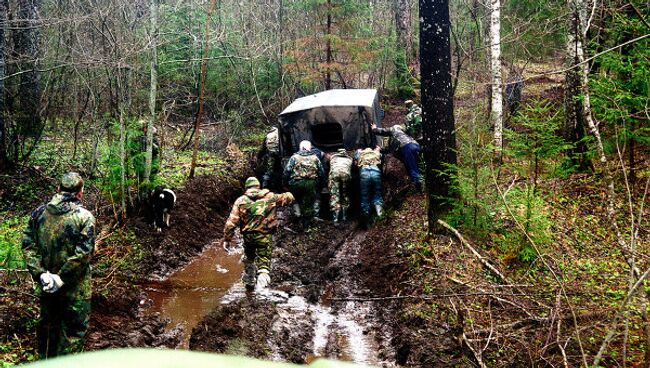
[
  {"xmin": 40, "ymin": 272, "xmax": 53, "ymax": 290},
  {"xmin": 256, "ymin": 270, "xmax": 271, "ymax": 291},
  {"xmin": 43, "ymin": 273, "xmax": 64, "ymax": 293},
  {"xmin": 222, "ymin": 241, "xmax": 233, "ymax": 255}
]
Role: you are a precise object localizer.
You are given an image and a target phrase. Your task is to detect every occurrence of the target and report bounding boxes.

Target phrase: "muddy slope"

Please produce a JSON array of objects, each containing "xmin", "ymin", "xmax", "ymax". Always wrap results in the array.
[
  {"xmin": 190, "ymin": 152, "xmax": 416, "ymax": 365},
  {"xmin": 87, "ymin": 148, "xmax": 254, "ymax": 351},
  {"xmin": 133, "ymin": 174, "xmax": 247, "ymax": 280}
]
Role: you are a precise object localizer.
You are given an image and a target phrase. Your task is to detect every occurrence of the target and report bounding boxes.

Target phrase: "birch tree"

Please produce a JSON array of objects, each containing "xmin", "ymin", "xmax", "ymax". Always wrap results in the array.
[
  {"xmin": 488, "ymin": 0, "xmax": 503, "ymax": 157},
  {"xmin": 420, "ymin": 0, "xmax": 457, "ymax": 231},
  {"xmin": 563, "ymin": 0, "xmax": 589, "ymax": 169}
]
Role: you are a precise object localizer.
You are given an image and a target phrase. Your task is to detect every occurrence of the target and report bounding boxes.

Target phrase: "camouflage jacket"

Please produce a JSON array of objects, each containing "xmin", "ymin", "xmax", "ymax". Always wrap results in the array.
[
  {"xmin": 354, "ymin": 148, "xmax": 382, "ymax": 169},
  {"xmin": 329, "ymin": 152, "xmax": 353, "ymax": 178},
  {"xmin": 22, "ymin": 193, "xmax": 96, "ymax": 291},
  {"xmin": 373, "ymin": 125, "xmax": 418, "ymax": 148},
  {"xmin": 224, "ymin": 188, "xmax": 295, "ymax": 241},
  {"xmin": 284, "ymin": 150, "xmax": 324, "ymax": 183}
]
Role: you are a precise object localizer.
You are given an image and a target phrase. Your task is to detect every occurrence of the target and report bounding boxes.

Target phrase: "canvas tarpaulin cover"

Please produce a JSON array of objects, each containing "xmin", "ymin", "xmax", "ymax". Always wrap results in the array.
[{"xmin": 278, "ymin": 89, "xmax": 383, "ymax": 155}]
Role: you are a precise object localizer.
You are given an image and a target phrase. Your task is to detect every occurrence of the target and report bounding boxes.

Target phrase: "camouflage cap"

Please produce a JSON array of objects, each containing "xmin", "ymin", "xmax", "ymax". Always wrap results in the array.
[
  {"xmin": 245, "ymin": 177, "xmax": 260, "ymax": 188},
  {"xmin": 60, "ymin": 172, "xmax": 84, "ymax": 193}
]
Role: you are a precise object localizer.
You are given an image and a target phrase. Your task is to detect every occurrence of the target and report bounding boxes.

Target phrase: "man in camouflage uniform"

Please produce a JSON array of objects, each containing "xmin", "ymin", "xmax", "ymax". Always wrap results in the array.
[
  {"xmin": 372, "ymin": 123, "xmax": 422, "ymax": 190},
  {"xmin": 283, "ymin": 140, "xmax": 324, "ymax": 221},
  {"xmin": 404, "ymin": 100, "xmax": 422, "ymax": 140},
  {"xmin": 223, "ymin": 177, "xmax": 294, "ymax": 292},
  {"xmin": 22, "ymin": 172, "xmax": 96, "ymax": 359},
  {"xmin": 354, "ymin": 146, "xmax": 383, "ymax": 228},
  {"xmin": 261, "ymin": 126, "xmax": 280, "ymax": 189},
  {"xmin": 327, "ymin": 149, "xmax": 353, "ymax": 222}
]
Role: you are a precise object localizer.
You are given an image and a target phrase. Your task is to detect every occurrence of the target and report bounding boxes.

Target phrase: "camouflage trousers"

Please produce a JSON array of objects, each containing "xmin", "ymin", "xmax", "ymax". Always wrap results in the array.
[
  {"xmin": 37, "ymin": 284, "xmax": 91, "ymax": 358},
  {"xmin": 289, "ymin": 178, "xmax": 318, "ymax": 218},
  {"xmin": 242, "ymin": 233, "xmax": 273, "ymax": 288},
  {"xmin": 263, "ymin": 152, "xmax": 280, "ymax": 188},
  {"xmin": 328, "ymin": 173, "xmax": 351, "ymax": 213}
]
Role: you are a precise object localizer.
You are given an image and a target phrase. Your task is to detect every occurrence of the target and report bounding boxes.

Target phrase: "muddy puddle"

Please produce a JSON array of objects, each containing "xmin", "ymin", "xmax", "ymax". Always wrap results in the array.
[{"xmin": 144, "ymin": 241, "xmax": 243, "ymax": 347}]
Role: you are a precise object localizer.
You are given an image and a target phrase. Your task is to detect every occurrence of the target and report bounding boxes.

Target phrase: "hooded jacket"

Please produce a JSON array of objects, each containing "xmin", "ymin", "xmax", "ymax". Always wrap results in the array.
[{"xmin": 22, "ymin": 192, "xmax": 96, "ymax": 292}]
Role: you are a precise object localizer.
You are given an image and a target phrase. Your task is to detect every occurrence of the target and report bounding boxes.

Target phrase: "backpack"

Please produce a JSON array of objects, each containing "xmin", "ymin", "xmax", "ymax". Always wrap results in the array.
[
  {"xmin": 266, "ymin": 129, "xmax": 279, "ymax": 153},
  {"xmin": 292, "ymin": 154, "xmax": 319, "ymax": 179},
  {"xmin": 358, "ymin": 149, "xmax": 381, "ymax": 167}
]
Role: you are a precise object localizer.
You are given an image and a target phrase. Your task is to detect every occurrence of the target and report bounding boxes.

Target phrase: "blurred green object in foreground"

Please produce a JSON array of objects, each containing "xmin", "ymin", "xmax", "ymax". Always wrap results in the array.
[{"xmin": 23, "ymin": 348, "xmax": 373, "ymax": 368}]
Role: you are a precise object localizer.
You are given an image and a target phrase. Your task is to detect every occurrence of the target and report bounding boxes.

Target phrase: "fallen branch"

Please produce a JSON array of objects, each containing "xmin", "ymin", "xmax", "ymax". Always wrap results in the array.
[
  {"xmin": 447, "ymin": 276, "xmax": 540, "ymax": 319},
  {"xmin": 437, "ymin": 219, "xmax": 509, "ymax": 284}
]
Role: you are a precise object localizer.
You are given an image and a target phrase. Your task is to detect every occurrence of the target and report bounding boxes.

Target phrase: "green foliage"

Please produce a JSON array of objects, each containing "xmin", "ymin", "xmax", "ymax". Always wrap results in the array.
[
  {"xmin": 502, "ymin": 0, "xmax": 565, "ymax": 59},
  {"xmin": 448, "ymin": 101, "xmax": 564, "ymax": 263},
  {"xmin": 590, "ymin": 5, "xmax": 649, "ymax": 159},
  {"xmin": 505, "ymin": 99, "xmax": 572, "ymax": 182},
  {"xmin": 495, "ymin": 186, "xmax": 552, "ymax": 262},
  {"xmin": 94, "ymin": 229, "xmax": 145, "ymax": 286},
  {"xmin": 389, "ymin": 48, "xmax": 415, "ymax": 99},
  {"xmin": 0, "ymin": 216, "xmax": 28, "ymax": 269}
]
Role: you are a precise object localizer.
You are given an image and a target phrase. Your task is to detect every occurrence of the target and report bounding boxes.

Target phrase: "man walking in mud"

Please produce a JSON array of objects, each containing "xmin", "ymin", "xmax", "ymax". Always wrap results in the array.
[
  {"xmin": 283, "ymin": 140, "xmax": 324, "ymax": 222},
  {"xmin": 327, "ymin": 148, "xmax": 353, "ymax": 223},
  {"xmin": 21, "ymin": 172, "xmax": 96, "ymax": 358},
  {"xmin": 223, "ymin": 177, "xmax": 294, "ymax": 292}
]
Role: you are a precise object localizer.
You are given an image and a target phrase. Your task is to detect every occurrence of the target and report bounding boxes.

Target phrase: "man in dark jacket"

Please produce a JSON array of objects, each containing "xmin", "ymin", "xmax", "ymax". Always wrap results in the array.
[
  {"xmin": 22, "ymin": 172, "xmax": 96, "ymax": 358},
  {"xmin": 372, "ymin": 124, "xmax": 422, "ymax": 189}
]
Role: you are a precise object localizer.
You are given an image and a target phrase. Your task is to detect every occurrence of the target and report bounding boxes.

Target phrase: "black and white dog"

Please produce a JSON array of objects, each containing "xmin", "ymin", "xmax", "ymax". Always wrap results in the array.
[{"xmin": 151, "ymin": 187, "xmax": 176, "ymax": 232}]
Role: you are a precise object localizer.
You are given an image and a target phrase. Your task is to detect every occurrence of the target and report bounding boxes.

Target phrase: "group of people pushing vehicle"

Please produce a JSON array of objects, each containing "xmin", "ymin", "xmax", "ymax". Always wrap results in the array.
[{"xmin": 224, "ymin": 102, "xmax": 423, "ymax": 293}]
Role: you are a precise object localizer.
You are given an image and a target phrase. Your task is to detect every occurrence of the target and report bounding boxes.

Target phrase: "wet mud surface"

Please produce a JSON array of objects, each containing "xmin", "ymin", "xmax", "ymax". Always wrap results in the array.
[
  {"xmin": 86, "ymin": 154, "xmax": 254, "ymax": 351},
  {"xmin": 189, "ymin": 153, "xmax": 418, "ymax": 366}
]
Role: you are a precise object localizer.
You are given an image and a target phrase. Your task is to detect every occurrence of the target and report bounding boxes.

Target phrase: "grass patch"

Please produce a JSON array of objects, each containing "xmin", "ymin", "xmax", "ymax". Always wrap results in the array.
[{"xmin": 0, "ymin": 215, "xmax": 28, "ymax": 269}]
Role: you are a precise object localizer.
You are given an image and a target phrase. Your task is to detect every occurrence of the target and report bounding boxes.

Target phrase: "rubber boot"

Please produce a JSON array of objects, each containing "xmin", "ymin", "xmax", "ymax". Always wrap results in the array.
[
  {"xmin": 256, "ymin": 269, "xmax": 271, "ymax": 291},
  {"xmin": 332, "ymin": 209, "xmax": 340, "ymax": 223},
  {"xmin": 341, "ymin": 207, "xmax": 348, "ymax": 221},
  {"xmin": 313, "ymin": 200, "xmax": 321, "ymax": 221},
  {"xmin": 374, "ymin": 204, "xmax": 383, "ymax": 217}
]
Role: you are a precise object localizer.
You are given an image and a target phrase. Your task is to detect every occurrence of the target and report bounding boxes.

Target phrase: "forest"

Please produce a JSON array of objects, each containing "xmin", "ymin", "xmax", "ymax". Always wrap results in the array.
[{"xmin": 0, "ymin": 0, "xmax": 648, "ymax": 366}]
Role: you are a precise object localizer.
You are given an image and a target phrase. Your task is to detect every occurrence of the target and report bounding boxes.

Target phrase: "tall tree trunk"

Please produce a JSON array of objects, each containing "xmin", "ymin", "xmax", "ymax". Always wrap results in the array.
[
  {"xmin": 15, "ymin": 0, "xmax": 42, "ymax": 139},
  {"xmin": 325, "ymin": 0, "xmax": 332, "ymax": 90},
  {"xmin": 0, "ymin": 0, "xmax": 7, "ymax": 171},
  {"xmin": 394, "ymin": 0, "xmax": 414, "ymax": 99},
  {"xmin": 395, "ymin": 0, "xmax": 412, "ymax": 58},
  {"xmin": 420, "ymin": 0, "xmax": 457, "ymax": 232},
  {"xmin": 278, "ymin": 0, "xmax": 284, "ymax": 101},
  {"xmin": 564, "ymin": 0, "xmax": 588, "ymax": 169},
  {"xmin": 144, "ymin": 0, "xmax": 159, "ymax": 187},
  {"xmin": 189, "ymin": 0, "xmax": 218, "ymax": 179},
  {"xmin": 117, "ymin": 69, "xmax": 127, "ymax": 221},
  {"xmin": 489, "ymin": 0, "xmax": 503, "ymax": 158}
]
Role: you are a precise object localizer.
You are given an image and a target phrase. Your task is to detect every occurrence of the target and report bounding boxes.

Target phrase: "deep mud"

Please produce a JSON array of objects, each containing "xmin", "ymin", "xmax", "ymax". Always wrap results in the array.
[
  {"xmin": 189, "ymin": 148, "xmax": 418, "ymax": 366},
  {"xmin": 134, "ymin": 174, "xmax": 249, "ymax": 280},
  {"xmin": 86, "ymin": 147, "xmax": 254, "ymax": 351}
]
